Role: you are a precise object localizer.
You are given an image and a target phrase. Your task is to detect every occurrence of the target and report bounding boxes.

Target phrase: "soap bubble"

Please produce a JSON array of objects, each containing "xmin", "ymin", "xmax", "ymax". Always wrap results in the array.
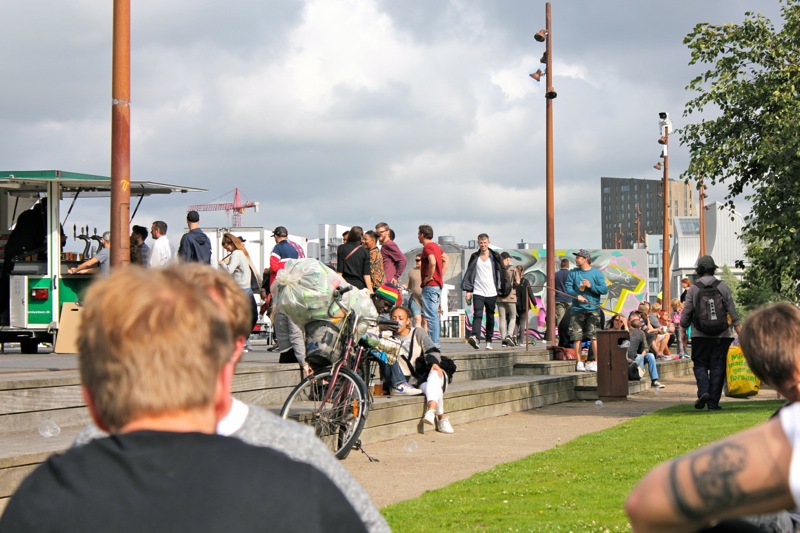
[
  {"xmin": 594, "ymin": 400, "xmax": 604, "ymax": 409},
  {"xmin": 403, "ymin": 440, "xmax": 418, "ymax": 453},
  {"xmin": 38, "ymin": 419, "xmax": 61, "ymax": 438}
]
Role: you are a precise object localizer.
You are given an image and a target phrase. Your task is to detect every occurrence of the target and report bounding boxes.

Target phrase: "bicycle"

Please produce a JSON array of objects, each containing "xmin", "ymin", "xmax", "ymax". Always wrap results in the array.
[{"xmin": 280, "ymin": 286, "xmax": 397, "ymax": 459}]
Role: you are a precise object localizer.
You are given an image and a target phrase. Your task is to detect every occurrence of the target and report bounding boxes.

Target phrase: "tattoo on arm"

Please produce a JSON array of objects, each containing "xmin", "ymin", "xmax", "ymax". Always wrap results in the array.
[{"xmin": 669, "ymin": 441, "xmax": 786, "ymax": 521}]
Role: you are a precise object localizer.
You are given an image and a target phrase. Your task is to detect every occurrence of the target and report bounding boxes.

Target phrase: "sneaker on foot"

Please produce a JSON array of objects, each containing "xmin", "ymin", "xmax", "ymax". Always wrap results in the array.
[
  {"xmin": 501, "ymin": 337, "xmax": 510, "ymax": 347},
  {"xmin": 576, "ymin": 361, "xmax": 586, "ymax": 372},
  {"xmin": 467, "ymin": 336, "xmax": 480, "ymax": 350},
  {"xmin": 436, "ymin": 417, "xmax": 454, "ymax": 434},
  {"xmin": 585, "ymin": 361, "xmax": 598, "ymax": 372},
  {"xmin": 651, "ymin": 380, "xmax": 665, "ymax": 388},
  {"xmin": 391, "ymin": 382, "xmax": 423, "ymax": 396},
  {"xmin": 486, "ymin": 343, "xmax": 493, "ymax": 350},
  {"xmin": 423, "ymin": 409, "xmax": 436, "ymax": 425}
]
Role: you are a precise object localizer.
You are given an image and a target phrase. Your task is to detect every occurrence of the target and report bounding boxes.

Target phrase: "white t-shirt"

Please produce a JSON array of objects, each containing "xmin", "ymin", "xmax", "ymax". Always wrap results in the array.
[
  {"xmin": 780, "ymin": 402, "xmax": 800, "ymax": 506},
  {"xmin": 473, "ymin": 256, "xmax": 497, "ymax": 297},
  {"xmin": 149, "ymin": 235, "xmax": 175, "ymax": 267}
]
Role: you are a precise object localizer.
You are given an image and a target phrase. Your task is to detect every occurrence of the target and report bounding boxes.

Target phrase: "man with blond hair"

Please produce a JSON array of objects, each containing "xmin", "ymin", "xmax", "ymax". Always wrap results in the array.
[
  {"xmin": 1, "ymin": 266, "xmax": 365, "ymax": 532},
  {"xmin": 375, "ymin": 222, "xmax": 407, "ymax": 285},
  {"xmin": 72, "ymin": 265, "xmax": 387, "ymax": 532}
]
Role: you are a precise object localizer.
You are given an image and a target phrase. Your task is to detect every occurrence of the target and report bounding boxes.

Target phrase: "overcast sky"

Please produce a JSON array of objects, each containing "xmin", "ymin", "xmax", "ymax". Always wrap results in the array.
[{"xmin": 0, "ymin": 0, "xmax": 782, "ymax": 252}]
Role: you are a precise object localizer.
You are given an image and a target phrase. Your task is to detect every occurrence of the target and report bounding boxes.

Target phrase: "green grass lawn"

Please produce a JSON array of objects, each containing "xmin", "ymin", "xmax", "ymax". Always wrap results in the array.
[{"xmin": 382, "ymin": 400, "xmax": 783, "ymax": 532}]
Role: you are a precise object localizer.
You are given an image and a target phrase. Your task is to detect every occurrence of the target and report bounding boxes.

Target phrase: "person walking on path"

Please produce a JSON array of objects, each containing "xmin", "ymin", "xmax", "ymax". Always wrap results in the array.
[
  {"xmin": 497, "ymin": 252, "xmax": 520, "ymax": 347},
  {"xmin": 462, "ymin": 233, "xmax": 505, "ymax": 351},
  {"xmin": 375, "ymin": 222, "xmax": 407, "ymax": 285},
  {"xmin": 566, "ymin": 249, "xmax": 608, "ymax": 372},
  {"xmin": 177, "ymin": 210, "xmax": 212, "ymax": 264},
  {"xmin": 680, "ymin": 255, "xmax": 741, "ymax": 411},
  {"xmin": 418, "ymin": 224, "xmax": 447, "ymax": 349}
]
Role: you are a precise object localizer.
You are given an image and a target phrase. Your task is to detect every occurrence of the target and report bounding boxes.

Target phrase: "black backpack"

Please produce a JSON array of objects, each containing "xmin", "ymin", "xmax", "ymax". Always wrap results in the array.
[
  {"xmin": 497, "ymin": 258, "xmax": 512, "ymax": 298},
  {"xmin": 692, "ymin": 279, "xmax": 729, "ymax": 335}
]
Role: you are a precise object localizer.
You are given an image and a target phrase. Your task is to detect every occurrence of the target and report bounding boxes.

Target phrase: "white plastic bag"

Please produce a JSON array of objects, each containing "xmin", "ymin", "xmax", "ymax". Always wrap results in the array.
[{"xmin": 273, "ymin": 259, "xmax": 344, "ymax": 327}]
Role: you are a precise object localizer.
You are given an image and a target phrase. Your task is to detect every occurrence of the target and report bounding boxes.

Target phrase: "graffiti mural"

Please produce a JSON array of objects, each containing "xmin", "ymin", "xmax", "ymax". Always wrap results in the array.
[{"xmin": 463, "ymin": 248, "xmax": 648, "ymax": 339}]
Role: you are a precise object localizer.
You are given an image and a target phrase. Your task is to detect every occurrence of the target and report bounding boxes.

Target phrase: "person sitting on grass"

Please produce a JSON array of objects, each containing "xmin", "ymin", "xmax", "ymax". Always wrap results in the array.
[{"xmin": 390, "ymin": 305, "xmax": 454, "ymax": 434}]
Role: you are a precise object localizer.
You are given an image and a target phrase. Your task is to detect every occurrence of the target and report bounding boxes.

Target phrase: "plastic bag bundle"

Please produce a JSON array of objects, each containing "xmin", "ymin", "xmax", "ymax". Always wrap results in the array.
[
  {"xmin": 273, "ymin": 259, "xmax": 344, "ymax": 327},
  {"xmin": 305, "ymin": 320, "xmax": 342, "ymax": 368}
]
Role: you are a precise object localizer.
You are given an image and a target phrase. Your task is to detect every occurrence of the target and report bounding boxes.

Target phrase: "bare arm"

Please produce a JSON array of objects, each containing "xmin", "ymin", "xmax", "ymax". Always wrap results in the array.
[{"xmin": 626, "ymin": 417, "xmax": 794, "ymax": 532}]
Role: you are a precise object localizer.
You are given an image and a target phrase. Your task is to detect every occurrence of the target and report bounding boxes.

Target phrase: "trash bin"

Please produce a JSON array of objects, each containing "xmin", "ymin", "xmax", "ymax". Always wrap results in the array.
[{"xmin": 596, "ymin": 329, "xmax": 630, "ymax": 399}]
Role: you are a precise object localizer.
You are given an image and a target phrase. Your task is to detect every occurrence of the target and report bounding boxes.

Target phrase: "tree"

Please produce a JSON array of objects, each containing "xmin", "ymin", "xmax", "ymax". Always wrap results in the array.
[{"xmin": 682, "ymin": 0, "xmax": 800, "ymax": 303}]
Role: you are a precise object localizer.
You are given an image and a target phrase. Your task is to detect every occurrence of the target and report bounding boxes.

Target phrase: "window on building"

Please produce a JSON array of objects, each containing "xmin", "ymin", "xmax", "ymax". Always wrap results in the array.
[{"xmin": 649, "ymin": 268, "xmax": 658, "ymax": 278}]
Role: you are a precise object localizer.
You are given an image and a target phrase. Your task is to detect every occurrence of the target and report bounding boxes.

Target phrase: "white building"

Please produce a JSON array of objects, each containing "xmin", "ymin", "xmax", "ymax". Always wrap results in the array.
[{"xmin": 318, "ymin": 223, "xmax": 350, "ymax": 268}]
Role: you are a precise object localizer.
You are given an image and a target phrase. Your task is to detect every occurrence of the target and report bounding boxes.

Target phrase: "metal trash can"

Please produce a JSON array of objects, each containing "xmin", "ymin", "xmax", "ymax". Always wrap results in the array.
[{"xmin": 596, "ymin": 329, "xmax": 630, "ymax": 399}]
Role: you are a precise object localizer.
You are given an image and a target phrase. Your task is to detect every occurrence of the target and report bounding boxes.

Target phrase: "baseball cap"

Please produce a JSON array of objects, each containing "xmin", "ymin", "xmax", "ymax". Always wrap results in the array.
[
  {"xmin": 696, "ymin": 255, "xmax": 717, "ymax": 270},
  {"xmin": 271, "ymin": 226, "xmax": 288, "ymax": 237},
  {"xmin": 374, "ymin": 283, "xmax": 402, "ymax": 306},
  {"xmin": 572, "ymin": 249, "xmax": 591, "ymax": 259},
  {"xmin": 186, "ymin": 210, "xmax": 200, "ymax": 223}
]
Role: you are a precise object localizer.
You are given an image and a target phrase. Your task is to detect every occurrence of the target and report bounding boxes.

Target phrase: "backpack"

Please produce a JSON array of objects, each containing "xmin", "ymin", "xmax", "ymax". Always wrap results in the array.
[{"xmin": 692, "ymin": 279, "xmax": 729, "ymax": 335}]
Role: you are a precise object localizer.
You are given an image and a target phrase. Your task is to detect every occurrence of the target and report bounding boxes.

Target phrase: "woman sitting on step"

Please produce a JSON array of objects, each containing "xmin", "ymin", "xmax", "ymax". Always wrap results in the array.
[{"xmin": 390, "ymin": 306, "xmax": 454, "ymax": 434}]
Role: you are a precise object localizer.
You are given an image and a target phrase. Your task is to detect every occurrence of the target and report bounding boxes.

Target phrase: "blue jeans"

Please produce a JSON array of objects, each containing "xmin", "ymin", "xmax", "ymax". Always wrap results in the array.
[
  {"xmin": 636, "ymin": 353, "xmax": 659, "ymax": 381},
  {"xmin": 691, "ymin": 336, "xmax": 733, "ymax": 408},
  {"xmin": 380, "ymin": 360, "xmax": 407, "ymax": 388},
  {"xmin": 421, "ymin": 286, "xmax": 442, "ymax": 348}
]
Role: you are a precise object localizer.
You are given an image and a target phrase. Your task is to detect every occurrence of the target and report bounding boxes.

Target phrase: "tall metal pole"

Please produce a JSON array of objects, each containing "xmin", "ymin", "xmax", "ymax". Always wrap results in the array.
[
  {"xmin": 111, "ymin": 0, "xmax": 131, "ymax": 267},
  {"xmin": 661, "ymin": 130, "xmax": 671, "ymax": 306},
  {"xmin": 544, "ymin": 2, "xmax": 556, "ymax": 344}
]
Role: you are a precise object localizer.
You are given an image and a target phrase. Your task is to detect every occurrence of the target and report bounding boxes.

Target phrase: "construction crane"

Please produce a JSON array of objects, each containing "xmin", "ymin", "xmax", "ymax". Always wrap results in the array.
[{"xmin": 188, "ymin": 188, "xmax": 259, "ymax": 227}]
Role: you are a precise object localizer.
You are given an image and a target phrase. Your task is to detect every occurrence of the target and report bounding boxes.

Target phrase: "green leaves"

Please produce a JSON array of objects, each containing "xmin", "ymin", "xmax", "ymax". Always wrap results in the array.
[{"xmin": 681, "ymin": 0, "xmax": 800, "ymax": 304}]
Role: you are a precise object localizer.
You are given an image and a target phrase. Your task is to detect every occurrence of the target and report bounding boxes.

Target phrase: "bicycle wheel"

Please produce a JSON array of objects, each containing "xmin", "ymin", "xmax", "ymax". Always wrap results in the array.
[{"xmin": 280, "ymin": 367, "xmax": 368, "ymax": 459}]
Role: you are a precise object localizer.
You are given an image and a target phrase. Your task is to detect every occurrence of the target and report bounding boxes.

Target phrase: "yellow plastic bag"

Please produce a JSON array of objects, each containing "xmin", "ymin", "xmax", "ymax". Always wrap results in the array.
[{"xmin": 725, "ymin": 344, "xmax": 760, "ymax": 398}]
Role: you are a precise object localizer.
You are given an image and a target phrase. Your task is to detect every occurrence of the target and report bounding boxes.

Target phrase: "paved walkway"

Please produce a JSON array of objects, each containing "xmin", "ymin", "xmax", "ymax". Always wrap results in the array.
[{"xmin": 342, "ymin": 375, "xmax": 777, "ymax": 508}]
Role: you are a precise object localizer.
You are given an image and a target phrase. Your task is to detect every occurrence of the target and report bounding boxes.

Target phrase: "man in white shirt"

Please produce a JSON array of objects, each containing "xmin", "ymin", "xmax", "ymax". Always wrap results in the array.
[
  {"xmin": 149, "ymin": 220, "xmax": 174, "ymax": 267},
  {"xmin": 461, "ymin": 233, "xmax": 505, "ymax": 350}
]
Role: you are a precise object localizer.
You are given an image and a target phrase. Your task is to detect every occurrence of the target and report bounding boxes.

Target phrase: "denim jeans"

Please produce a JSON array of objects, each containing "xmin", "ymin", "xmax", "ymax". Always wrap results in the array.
[
  {"xmin": 636, "ymin": 353, "xmax": 659, "ymax": 381},
  {"xmin": 421, "ymin": 286, "xmax": 442, "ymax": 348}
]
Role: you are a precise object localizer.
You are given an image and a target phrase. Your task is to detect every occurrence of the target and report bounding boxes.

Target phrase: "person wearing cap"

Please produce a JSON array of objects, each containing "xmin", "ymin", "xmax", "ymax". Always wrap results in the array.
[
  {"xmin": 461, "ymin": 233, "xmax": 506, "ymax": 351},
  {"xmin": 177, "ymin": 210, "xmax": 212, "ymax": 264},
  {"xmin": 149, "ymin": 220, "xmax": 174, "ymax": 267},
  {"xmin": 130, "ymin": 225, "xmax": 150, "ymax": 266},
  {"xmin": 68, "ymin": 231, "xmax": 112, "ymax": 276},
  {"xmin": 497, "ymin": 252, "xmax": 521, "ymax": 347},
  {"xmin": 265, "ymin": 226, "xmax": 309, "ymax": 370},
  {"xmin": 565, "ymin": 249, "xmax": 608, "ymax": 372},
  {"xmin": 680, "ymin": 255, "xmax": 741, "ymax": 411}
]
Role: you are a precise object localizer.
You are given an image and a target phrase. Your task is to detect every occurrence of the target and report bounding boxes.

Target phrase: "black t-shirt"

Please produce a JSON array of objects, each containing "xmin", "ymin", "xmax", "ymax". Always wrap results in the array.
[
  {"xmin": 0, "ymin": 431, "xmax": 366, "ymax": 533},
  {"xmin": 337, "ymin": 243, "xmax": 370, "ymax": 289}
]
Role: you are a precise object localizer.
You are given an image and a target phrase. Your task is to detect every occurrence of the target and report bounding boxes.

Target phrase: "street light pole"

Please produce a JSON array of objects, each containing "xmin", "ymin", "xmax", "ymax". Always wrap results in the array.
[
  {"xmin": 110, "ymin": 0, "xmax": 131, "ymax": 267},
  {"xmin": 658, "ymin": 113, "xmax": 671, "ymax": 306},
  {"xmin": 699, "ymin": 181, "xmax": 708, "ymax": 256}
]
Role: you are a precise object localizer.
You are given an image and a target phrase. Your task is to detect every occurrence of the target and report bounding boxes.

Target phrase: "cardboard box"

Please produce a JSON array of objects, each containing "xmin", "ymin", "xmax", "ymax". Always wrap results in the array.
[{"xmin": 55, "ymin": 303, "xmax": 83, "ymax": 354}]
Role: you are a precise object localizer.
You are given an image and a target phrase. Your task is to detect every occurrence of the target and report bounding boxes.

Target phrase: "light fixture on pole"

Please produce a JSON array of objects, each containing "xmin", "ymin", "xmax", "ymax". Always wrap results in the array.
[
  {"xmin": 699, "ymin": 181, "xmax": 708, "ymax": 256},
  {"xmin": 531, "ymin": 2, "xmax": 557, "ymax": 344},
  {"xmin": 653, "ymin": 162, "xmax": 662, "ymax": 170},
  {"xmin": 657, "ymin": 111, "xmax": 672, "ymax": 307}
]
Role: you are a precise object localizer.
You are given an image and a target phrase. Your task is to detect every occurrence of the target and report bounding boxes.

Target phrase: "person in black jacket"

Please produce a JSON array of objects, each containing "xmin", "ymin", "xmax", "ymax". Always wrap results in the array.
[{"xmin": 461, "ymin": 233, "xmax": 505, "ymax": 350}]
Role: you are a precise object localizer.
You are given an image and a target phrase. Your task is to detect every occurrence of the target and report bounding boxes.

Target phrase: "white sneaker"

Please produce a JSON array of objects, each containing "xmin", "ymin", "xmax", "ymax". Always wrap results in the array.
[
  {"xmin": 485, "ymin": 343, "xmax": 493, "ymax": 350},
  {"xmin": 436, "ymin": 417, "xmax": 454, "ymax": 434},
  {"xmin": 576, "ymin": 361, "xmax": 586, "ymax": 372},
  {"xmin": 423, "ymin": 409, "xmax": 436, "ymax": 425},
  {"xmin": 585, "ymin": 361, "xmax": 598, "ymax": 372},
  {"xmin": 391, "ymin": 382, "xmax": 423, "ymax": 396}
]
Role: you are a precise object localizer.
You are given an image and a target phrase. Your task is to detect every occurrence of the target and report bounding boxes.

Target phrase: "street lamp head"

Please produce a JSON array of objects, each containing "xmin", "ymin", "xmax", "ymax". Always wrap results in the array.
[
  {"xmin": 545, "ymin": 88, "xmax": 558, "ymax": 99},
  {"xmin": 540, "ymin": 51, "xmax": 547, "ymax": 64},
  {"xmin": 653, "ymin": 162, "xmax": 663, "ymax": 170},
  {"xmin": 658, "ymin": 135, "xmax": 668, "ymax": 145},
  {"xmin": 658, "ymin": 112, "xmax": 669, "ymax": 120},
  {"xmin": 534, "ymin": 29, "xmax": 547, "ymax": 42},
  {"xmin": 529, "ymin": 69, "xmax": 543, "ymax": 82}
]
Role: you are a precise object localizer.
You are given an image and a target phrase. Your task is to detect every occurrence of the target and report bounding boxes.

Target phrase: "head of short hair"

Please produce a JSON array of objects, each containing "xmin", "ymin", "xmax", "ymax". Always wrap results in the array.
[
  {"xmin": 221, "ymin": 232, "xmax": 249, "ymax": 257},
  {"xmin": 477, "ymin": 233, "xmax": 490, "ymax": 242},
  {"xmin": 363, "ymin": 230, "xmax": 379, "ymax": 247},
  {"xmin": 390, "ymin": 305, "xmax": 411, "ymax": 322},
  {"xmin": 375, "ymin": 222, "xmax": 389, "ymax": 232},
  {"xmin": 132, "ymin": 225, "xmax": 148, "ymax": 240},
  {"xmin": 346, "ymin": 226, "xmax": 363, "ymax": 243},
  {"xmin": 418, "ymin": 224, "xmax": 433, "ymax": 240},
  {"xmin": 180, "ymin": 263, "xmax": 252, "ymax": 340},
  {"xmin": 651, "ymin": 302, "xmax": 661, "ymax": 312},
  {"xmin": 187, "ymin": 210, "xmax": 200, "ymax": 223},
  {"xmin": 152, "ymin": 220, "xmax": 167, "ymax": 235},
  {"xmin": 102, "ymin": 231, "xmax": 112, "ymax": 242},
  {"xmin": 740, "ymin": 303, "xmax": 800, "ymax": 387},
  {"xmin": 629, "ymin": 317, "xmax": 642, "ymax": 329},
  {"xmin": 671, "ymin": 298, "xmax": 681, "ymax": 310},
  {"xmin": 78, "ymin": 266, "xmax": 232, "ymax": 432},
  {"xmin": 560, "ymin": 258, "xmax": 570, "ymax": 268}
]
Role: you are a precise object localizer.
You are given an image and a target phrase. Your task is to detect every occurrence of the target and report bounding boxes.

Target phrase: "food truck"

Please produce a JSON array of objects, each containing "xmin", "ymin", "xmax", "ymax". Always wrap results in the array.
[{"xmin": 0, "ymin": 170, "xmax": 204, "ymax": 352}]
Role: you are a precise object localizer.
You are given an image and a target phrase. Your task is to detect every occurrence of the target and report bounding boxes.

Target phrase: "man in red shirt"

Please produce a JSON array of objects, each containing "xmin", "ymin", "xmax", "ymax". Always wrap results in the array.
[{"xmin": 418, "ymin": 224, "xmax": 448, "ymax": 348}]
